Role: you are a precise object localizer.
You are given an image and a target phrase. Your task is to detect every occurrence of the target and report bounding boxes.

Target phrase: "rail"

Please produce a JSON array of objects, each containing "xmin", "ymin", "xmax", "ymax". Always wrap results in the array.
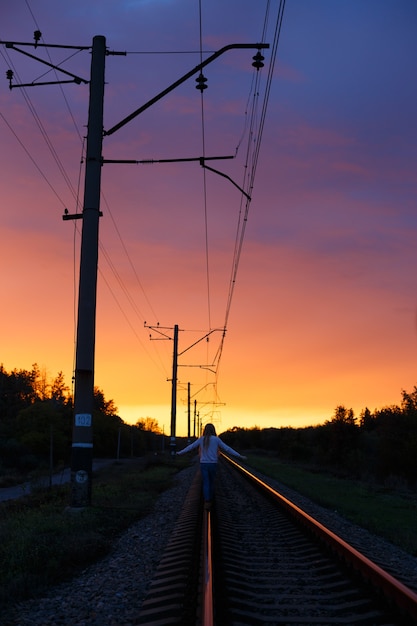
[
  {"xmin": 224, "ymin": 455, "xmax": 417, "ymax": 622},
  {"xmin": 202, "ymin": 508, "xmax": 214, "ymax": 626}
]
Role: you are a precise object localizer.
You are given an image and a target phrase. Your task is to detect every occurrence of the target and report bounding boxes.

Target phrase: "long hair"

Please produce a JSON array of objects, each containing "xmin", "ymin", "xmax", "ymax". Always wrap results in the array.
[{"xmin": 203, "ymin": 423, "xmax": 216, "ymax": 450}]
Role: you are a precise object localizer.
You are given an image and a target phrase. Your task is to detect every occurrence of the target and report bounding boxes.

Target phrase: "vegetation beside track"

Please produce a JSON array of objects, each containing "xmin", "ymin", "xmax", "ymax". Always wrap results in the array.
[
  {"xmin": 0, "ymin": 455, "xmax": 184, "ymax": 609},
  {"xmin": 247, "ymin": 453, "xmax": 417, "ymax": 556},
  {"xmin": 1, "ymin": 444, "xmax": 416, "ymax": 613}
]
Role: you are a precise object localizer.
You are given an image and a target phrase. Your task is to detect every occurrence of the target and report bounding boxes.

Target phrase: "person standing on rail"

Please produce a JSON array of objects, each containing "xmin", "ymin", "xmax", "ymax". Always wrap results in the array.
[{"xmin": 176, "ymin": 423, "xmax": 246, "ymax": 508}]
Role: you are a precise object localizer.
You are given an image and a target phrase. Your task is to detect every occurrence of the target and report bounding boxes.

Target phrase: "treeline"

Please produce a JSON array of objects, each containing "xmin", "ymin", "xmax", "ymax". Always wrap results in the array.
[
  {"xmin": 0, "ymin": 364, "xmax": 161, "ymax": 477},
  {"xmin": 221, "ymin": 387, "xmax": 417, "ymax": 489},
  {"xmin": 3, "ymin": 362, "xmax": 417, "ymax": 489}
]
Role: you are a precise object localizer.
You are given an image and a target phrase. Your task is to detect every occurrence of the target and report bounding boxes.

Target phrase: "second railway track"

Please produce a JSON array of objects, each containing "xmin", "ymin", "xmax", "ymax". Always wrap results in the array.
[{"xmin": 137, "ymin": 458, "xmax": 417, "ymax": 625}]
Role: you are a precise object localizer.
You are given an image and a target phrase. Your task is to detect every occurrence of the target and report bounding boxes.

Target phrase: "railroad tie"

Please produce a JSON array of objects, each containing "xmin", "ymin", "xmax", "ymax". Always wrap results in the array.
[{"xmin": 134, "ymin": 469, "xmax": 203, "ymax": 625}]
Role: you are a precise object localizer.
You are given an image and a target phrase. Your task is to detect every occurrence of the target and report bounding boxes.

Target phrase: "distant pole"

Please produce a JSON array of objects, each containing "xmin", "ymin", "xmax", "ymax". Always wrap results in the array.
[
  {"xmin": 193, "ymin": 400, "xmax": 197, "ymax": 438},
  {"xmin": 170, "ymin": 324, "xmax": 179, "ymax": 455},
  {"xmin": 187, "ymin": 382, "xmax": 191, "ymax": 442},
  {"xmin": 70, "ymin": 35, "xmax": 106, "ymax": 507}
]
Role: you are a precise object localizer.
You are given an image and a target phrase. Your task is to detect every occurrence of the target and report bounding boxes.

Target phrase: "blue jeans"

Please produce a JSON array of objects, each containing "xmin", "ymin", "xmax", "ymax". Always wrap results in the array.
[{"xmin": 200, "ymin": 463, "xmax": 217, "ymax": 502}]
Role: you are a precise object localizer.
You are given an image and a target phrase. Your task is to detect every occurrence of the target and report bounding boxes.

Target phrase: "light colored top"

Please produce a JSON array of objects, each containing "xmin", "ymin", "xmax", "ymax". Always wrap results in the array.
[{"xmin": 177, "ymin": 435, "xmax": 244, "ymax": 464}]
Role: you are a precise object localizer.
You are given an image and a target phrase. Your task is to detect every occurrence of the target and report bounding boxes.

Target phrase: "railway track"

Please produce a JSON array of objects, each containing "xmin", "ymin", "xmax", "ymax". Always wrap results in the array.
[{"xmin": 136, "ymin": 458, "xmax": 417, "ymax": 625}]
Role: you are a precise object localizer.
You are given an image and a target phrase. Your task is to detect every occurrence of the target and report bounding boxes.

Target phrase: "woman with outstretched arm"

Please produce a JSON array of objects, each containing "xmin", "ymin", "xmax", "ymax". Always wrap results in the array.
[{"xmin": 176, "ymin": 423, "xmax": 246, "ymax": 507}]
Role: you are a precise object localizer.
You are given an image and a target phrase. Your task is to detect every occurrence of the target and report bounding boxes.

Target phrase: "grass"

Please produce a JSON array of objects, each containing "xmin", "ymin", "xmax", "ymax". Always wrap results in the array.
[
  {"xmin": 2, "ymin": 452, "xmax": 416, "ymax": 612},
  {"xmin": 0, "ymin": 455, "xmax": 183, "ymax": 609},
  {"xmin": 247, "ymin": 454, "xmax": 417, "ymax": 555}
]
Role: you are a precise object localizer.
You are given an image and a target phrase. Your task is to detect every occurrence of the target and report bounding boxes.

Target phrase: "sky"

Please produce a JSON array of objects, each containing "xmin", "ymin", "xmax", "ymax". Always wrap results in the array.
[{"xmin": 1, "ymin": 0, "xmax": 417, "ymax": 436}]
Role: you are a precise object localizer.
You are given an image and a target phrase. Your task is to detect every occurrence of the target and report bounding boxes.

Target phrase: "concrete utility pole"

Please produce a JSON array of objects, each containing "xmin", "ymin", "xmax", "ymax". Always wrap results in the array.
[
  {"xmin": 69, "ymin": 40, "xmax": 267, "ymax": 501},
  {"xmin": 1, "ymin": 33, "xmax": 103, "ymax": 508},
  {"xmin": 170, "ymin": 324, "xmax": 179, "ymax": 455},
  {"xmin": 70, "ymin": 35, "xmax": 106, "ymax": 507},
  {"xmin": 187, "ymin": 382, "xmax": 191, "ymax": 443},
  {"xmin": 144, "ymin": 322, "xmax": 181, "ymax": 454},
  {"xmin": 194, "ymin": 399, "xmax": 197, "ymax": 437}
]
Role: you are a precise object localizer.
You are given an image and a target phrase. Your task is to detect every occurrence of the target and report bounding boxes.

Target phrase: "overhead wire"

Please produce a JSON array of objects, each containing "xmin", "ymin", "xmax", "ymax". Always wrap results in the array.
[
  {"xmin": 97, "ymin": 263, "xmax": 169, "ymax": 376},
  {"xmin": 25, "ymin": 0, "xmax": 165, "ymax": 365},
  {"xmin": 198, "ymin": 0, "xmax": 212, "ymax": 332},
  {"xmin": 249, "ymin": 0, "xmax": 286, "ymax": 191},
  {"xmin": 178, "ymin": 0, "xmax": 285, "ymax": 422},
  {"xmin": 1, "ymin": 21, "xmax": 211, "ymax": 397},
  {"xmin": 102, "ymin": 195, "xmax": 160, "ymax": 322},
  {"xmin": 25, "ymin": 0, "xmax": 84, "ymax": 144},
  {"xmin": 0, "ymin": 43, "xmax": 80, "ymax": 206},
  {"xmin": 2, "ymin": 3, "xmax": 167, "ymax": 385},
  {"xmin": 186, "ymin": 0, "xmax": 215, "ymax": 422},
  {"xmin": 3, "ymin": 0, "xmax": 286, "ymax": 423},
  {"xmin": 234, "ymin": 74, "xmax": 257, "ymax": 158},
  {"xmin": 213, "ymin": 0, "xmax": 286, "ymax": 389},
  {"xmin": 1, "ymin": 27, "xmax": 84, "ymax": 398},
  {"xmin": 71, "ymin": 137, "xmax": 86, "ymax": 394},
  {"xmin": 0, "ymin": 105, "xmax": 66, "ymax": 208}
]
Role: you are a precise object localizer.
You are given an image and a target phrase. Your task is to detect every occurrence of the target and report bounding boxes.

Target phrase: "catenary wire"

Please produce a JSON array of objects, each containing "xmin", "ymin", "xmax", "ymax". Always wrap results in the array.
[
  {"xmin": 24, "ymin": 0, "xmax": 85, "ymax": 143},
  {"xmin": 1, "ymin": 19, "xmax": 166, "ymax": 385},
  {"xmin": 0, "ymin": 42, "xmax": 81, "ymax": 205},
  {"xmin": 213, "ymin": 0, "xmax": 286, "ymax": 389},
  {"xmin": 173, "ymin": 0, "xmax": 287, "ymax": 421},
  {"xmin": 3, "ymin": 1, "xmax": 286, "ymax": 425},
  {"xmin": 198, "ymin": 0, "xmax": 212, "ymax": 332},
  {"xmin": 198, "ymin": 0, "xmax": 213, "ymax": 403},
  {"xmin": 24, "ymin": 0, "xmax": 165, "ymax": 371}
]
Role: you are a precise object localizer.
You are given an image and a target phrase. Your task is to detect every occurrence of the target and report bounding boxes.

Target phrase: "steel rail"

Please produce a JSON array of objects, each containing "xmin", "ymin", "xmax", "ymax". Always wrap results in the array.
[
  {"xmin": 223, "ymin": 455, "xmax": 417, "ymax": 622},
  {"xmin": 202, "ymin": 509, "xmax": 214, "ymax": 626}
]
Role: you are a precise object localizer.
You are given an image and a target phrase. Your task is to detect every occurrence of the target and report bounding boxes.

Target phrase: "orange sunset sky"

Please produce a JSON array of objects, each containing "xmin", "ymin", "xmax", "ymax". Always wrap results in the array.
[{"xmin": 1, "ymin": 0, "xmax": 417, "ymax": 436}]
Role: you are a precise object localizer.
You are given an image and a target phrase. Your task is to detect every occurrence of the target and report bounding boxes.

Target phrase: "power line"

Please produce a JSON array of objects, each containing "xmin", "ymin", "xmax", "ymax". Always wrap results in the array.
[
  {"xmin": 2, "ymin": 5, "xmax": 283, "ymax": 432},
  {"xmin": 101, "ymin": 194, "xmax": 160, "ymax": 323},
  {"xmin": 6, "ymin": 0, "xmax": 163, "ymax": 370},
  {"xmin": 1, "ymin": 29, "xmax": 163, "ymax": 383},
  {"xmin": 0, "ymin": 108, "xmax": 67, "ymax": 208},
  {"xmin": 197, "ymin": 0, "xmax": 213, "ymax": 337},
  {"xmin": 214, "ymin": 0, "xmax": 287, "ymax": 385},
  {"xmin": 24, "ymin": 0, "xmax": 84, "ymax": 143},
  {"xmin": 0, "ymin": 42, "xmax": 81, "ymax": 205}
]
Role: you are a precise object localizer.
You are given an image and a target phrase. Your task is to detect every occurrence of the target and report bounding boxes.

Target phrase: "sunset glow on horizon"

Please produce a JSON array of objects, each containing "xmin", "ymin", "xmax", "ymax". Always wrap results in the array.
[{"xmin": 1, "ymin": 0, "xmax": 417, "ymax": 437}]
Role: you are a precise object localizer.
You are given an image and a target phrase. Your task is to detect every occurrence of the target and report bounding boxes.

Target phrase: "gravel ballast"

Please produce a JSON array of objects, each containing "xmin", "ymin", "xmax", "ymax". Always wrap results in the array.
[
  {"xmin": 3, "ymin": 461, "xmax": 417, "ymax": 625},
  {"xmin": 2, "ymin": 464, "xmax": 197, "ymax": 626}
]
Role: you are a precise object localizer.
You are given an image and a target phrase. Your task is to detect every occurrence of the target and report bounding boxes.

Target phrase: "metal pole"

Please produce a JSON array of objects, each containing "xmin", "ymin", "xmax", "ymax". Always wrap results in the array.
[
  {"xmin": 170, "ymin": 324, "xmax": 178, "ymax": 455},
  {"xmin": 194, "ymin": 399, "xmax": 197, "ymax": 438},
  {"xmin": 187, "ymin": 382, "xmax": 191, "ymax": 443},
  {"xmin": 70, "ymin": 35, "xmax": 106, "ymax": 507}
]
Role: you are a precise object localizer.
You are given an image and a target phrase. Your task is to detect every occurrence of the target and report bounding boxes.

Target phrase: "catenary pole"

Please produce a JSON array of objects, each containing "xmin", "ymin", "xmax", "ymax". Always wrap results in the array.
[
  {"xmin": 1, "ymin": 34, "xmax": 269, "ymax": 505},
  {"xmin": 187, "ymin": 382, "xmax": 191, "ymax": 442},
  {"xmin": 194, "ymin": 400, "xmax": 197, "ymax": 437},
  {"xmin": 70, "ymin": 35, "xmax": 106, "ymax": 507},
  {"xmin": 170, "ymin": 324, "xmax": 179, "ymax": 455}
]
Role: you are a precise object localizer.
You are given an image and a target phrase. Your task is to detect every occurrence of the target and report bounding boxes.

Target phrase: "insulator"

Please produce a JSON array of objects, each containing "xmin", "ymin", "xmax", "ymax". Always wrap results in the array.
[
  {"xmin": 34, "ymin": 30, "xmax": 42, "ymax": 47},
  {"xmin": 195, "ymin": 72, "xmax": 208, "ymax": 91},
  {"xmin": 252, "ymin": 51, "xmax": 265, "ymax": 70},
  {"xmin": 6, "ymin": 69, "xmax": 13, "ymax": 89}
]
